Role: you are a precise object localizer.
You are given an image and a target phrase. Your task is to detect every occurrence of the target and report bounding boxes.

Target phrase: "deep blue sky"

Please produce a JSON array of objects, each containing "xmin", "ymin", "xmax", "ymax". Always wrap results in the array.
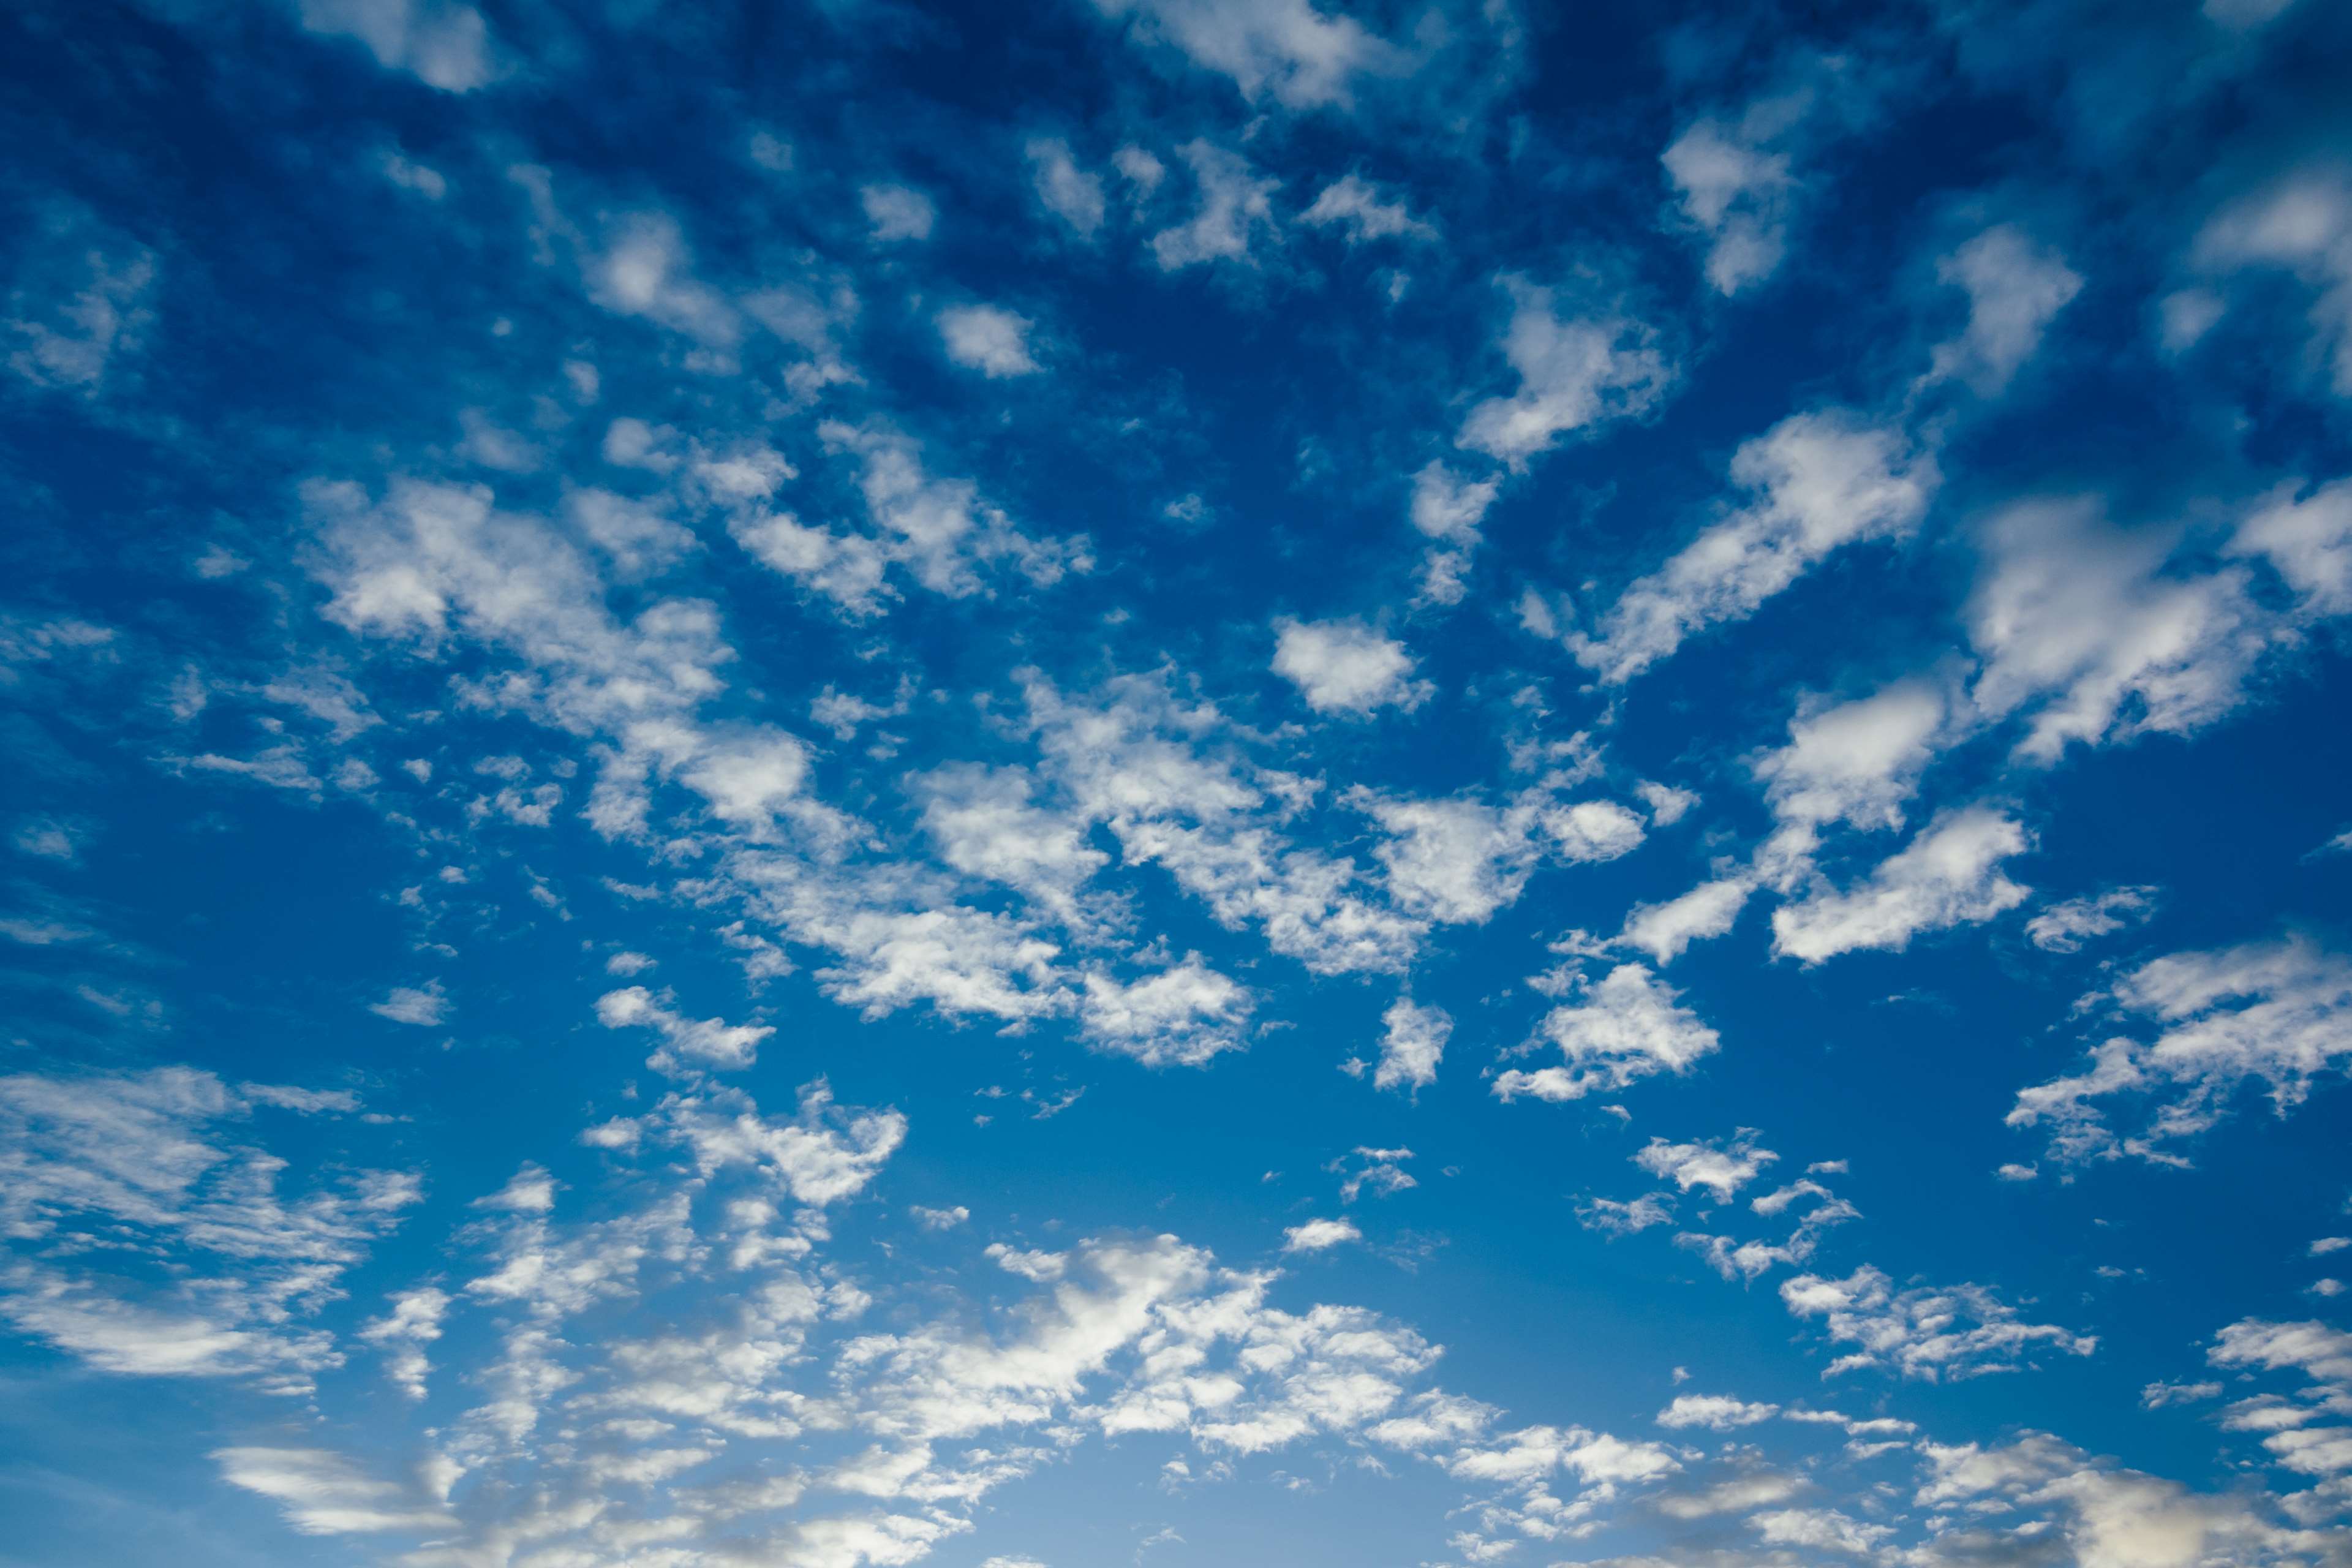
[{"xmin": 3, "ymin": 1, "xmax": 2351, "ymax": 1565}]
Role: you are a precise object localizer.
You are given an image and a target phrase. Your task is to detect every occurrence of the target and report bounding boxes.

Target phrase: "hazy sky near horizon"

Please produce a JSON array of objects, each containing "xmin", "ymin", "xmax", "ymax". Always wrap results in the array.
[{"xmin": 4, "ymin": 1, "xmax": 2352, "ymax": 1565}]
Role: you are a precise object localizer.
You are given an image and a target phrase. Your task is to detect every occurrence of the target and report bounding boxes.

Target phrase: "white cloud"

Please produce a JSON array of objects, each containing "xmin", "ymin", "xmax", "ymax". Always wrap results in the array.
[
  {"xmin": 1282, "ymin": 1217, "xmax": 1362, "ymax": 1253},
  {"xmin": 1618, "ymin": 877, "xmax": 1751, "ymax": 964},
  {"xmin": 1026, "ymin": 137, "xmax": 1106, "ymax": 236},
  {"xmin": 370, "ymin": 982, "xmax": 447, "ymax": 1027},
  {"xmin": 1926, "ymin": 225, "xmax": 2084, "ymax": 394},
  {"xmin": 818, "ymin": 422, "xmax": 1090, "ymax": 600},
  {"xmin": 1150, "ymin": 140, "xmax": 1279, "ymax": 271},
  {"xmin": 1634, "ymin": 1133, "xmax": 1777, "ymax": 1201},
  {"xmin": 475, "ymin": 1164, "xmax": 557, "ymax": 1213},
  {"xmin": 1409, "ymin": 462, "xmax": 1498, "ymax": 543},
  {"xmin": 1771, "ymin": 805, "xmax": 2031, "ymax": 963},
  {"xmin": 585, "ymin": 211, "xmax": 741, "ymax": 348},
  {"xmin": 915, "ymin": 763, "xmax": 1107, "ymax": 927},
  {"xmin": 214, "ymin": 1446, "xmax": 454, "ymax": 1535},
  {"xmin": 1781, "ymin": 1266, "xmax": 2097, "ymax": 1379},
  {"xmin": 1752, "ymin": 1507, "xmax": 1892, "ymax": 1554},
  {"xmin": 2205, "ymin": 0, "xmax": 2300, "ymax": 28},
  {"xmin": 568, "ymin": 487, "xmax": 695, "ymax": 578},
  {"xmin": 1298, "ymin": 175, "xmax": 1433, "ymax": 243},
  {"xmin": 2026, "ymin": 886, "xmax": 2159, "ymax": 953},
  {"xmin": 1569, "ymin": 410, "xmax": 1936, "ymax": 683},
  {"xmin": 2193, "ymin": 165, "xmax": 2352, "ymax": 396},
  {"xmin": 294, "ymin": 0, "xmax": 492, "ymax": 92},
  {"xmin": 861, "ymin": 184, "xmax": 936, "ymax": 243},
  {"xmin": 730, "ymin": 509, "xmax": 892, "ymax": 617},
  {"xmin": 0, "ymin": 1067, "xmax": 414, "ymax": 1393},
  {"xmin": 594, "ymin": 986, "xmax": 772, "ymax": 1072},
  {"xmin": 910, "ymin": 1205, "xmax": 970, "ymax": 1232},
  {"xmin": 1272, "ymin": 619, "xmax": 1428, "ymax": 715},
  {"xmin": 3, "ymin": 209, "xmax": 156, "ymax": 397},
  {"xmin": 1969, "ymin": 497, "xmax": 2273, "ymax": 763},
  {"xmin": 1022, "ymin": 673, "xmax": 1423, "ymax": 976},
  {"xmin": 633, "ymin": 1078, "xmax": 907, "ymax": 1209},
  {"xmin": 2141, "ymin": 1379, "xmax": 2223, "ymax": 1409},
  {"xmin": 1078, "ymin": 956, "xmax": 1253, "ymax": 1067},
  {"xmin": 1914, "ymin": 1433, "xmax": 2280, "ymax": 1567},
  {"xmin": 1456, "ymin": 281, "xmax": 1674, "ymax": 468},
  {"xmin": 2010, "ymin": 936, "xmax": 2352, "ymax": 1163},
  {"xmin": 1407, "ymin": 462, "xmax": 1499, "ymax": 606},
  {"xmin": 357, "ymin": 1287, "xmax": 448, "ymax": 1400},
  {"xmin": 1656, "ymin": 1392, "xmax": 1778, "ymax": 1430},
  {"xmin": 1354, "ymin": 794, "xmax": 1534, "ymax": 924},
  {"xmin": 1090, "ymin": 0, "xmax": 1399, "ymax": 109},
  {"xmin": 1493, "ymin": 964, "xmax": 1720, "ymax": 1102},
  {"xmin": 2231, "ymin": 476, "xmax": 2352, "ymax": 617},
  {"xmin": 735, "ymin": 856, "xmax": 1066, "ymax": 1025},
  {"xmin": 1662, "ymin": 113, "xmax": 1798, "ymax": 295},
  {"xmin": 1754, "ymin": 680, "xmax": 1948, "ymax": 835},
  {"xmin": 937, "ymin": 304, "xmax": 1040, "ymax": 377},
  {"xmin": 1374, "ymin": 998, "xmax": 1450, "ymax": 1095},
  {"xmin": 1333, "ymin": 1146, "xmax": 1415, "ymax": 1204},
  {"xmin": 2211, "ymin": 1317, "xmax": 2352, "ymax": 1383}
]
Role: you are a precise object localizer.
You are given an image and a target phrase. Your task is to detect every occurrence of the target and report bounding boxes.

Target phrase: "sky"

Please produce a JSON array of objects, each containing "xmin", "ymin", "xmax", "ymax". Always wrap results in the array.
[{"xmin": 2, "ymin": 0, "xmax": 2351, "ymax": 1564}]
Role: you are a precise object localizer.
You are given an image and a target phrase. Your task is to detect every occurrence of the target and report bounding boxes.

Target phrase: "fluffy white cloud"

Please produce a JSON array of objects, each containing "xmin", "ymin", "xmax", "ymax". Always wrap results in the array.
[
  {"xmin": 1782, "ymin": 1266, "xmax": 2097, "ymax": 1379},
  {"xmin": 1493, "ymin": 964, "xmax": 1721, "ymax": 1102},
  {"xmin": 914, "ymin": 764, "xmax": 1107, "ymax": 927},
  {"xmin": 1407, "ymin": 460, "xmax": 1499, "ymax": 604},
  {"xmin": 937, "ymin": 304, "xmax": 1040, "ymax": 377},
  {"xmin": 213, "ymin": 1446, "xmax": 454, "ymax": 1535},
  {"xmin": 861, "ymin": 183, "xmax": 936, "ymax": 243},
  {"xmin": 1022, "ymin": 674, "xmax": 1423, "ymax": 976},
  {"xmin": 2025, "ymin": 886, "xmax": 2159, "ymax": 953},
  {"xmin": 1026, "ymin": 137, "xmax": 1106, "ymax": 236},
  {"xmin": 1913, "ymin": 1434, "xmax": 2285, "ymax": 1567},
  {"xmin": 1619, "ymin": 876, "xmax": 1751, "ymax": 964},
  {"xmin": 0, "ymin": 1067, "xmax": 412, "ymax": 1393},
  {"xmin": 1771, "ymin": 805, "xmax": 2031, "ymax": 963},
  {"xmin": 1282, "ymin": 1217, "xmax": 1361, "ymax": 1253},
  {"xmin": 1969, "ymin": 497, "xmax": 2272, "ymax": 762},
  {"xmin": 1752, "ymin": 1506, "xmax": 1893, "ymax": 1553},
  {"xmin": 369, "ymin": 981, "xmax": 447, "ymax": 1027},
  {"xmin": 1656, "ymin": 1392, "xmax": 1778, "ymax": 1430},
  {"xmin": 1090, "ymin": 0, "xmax": 1399, "ymax": 109},
  {"xmin": 295, "ymin": 0, "xmax": 492, "ymax": 92},
  {"xmin": 2010, "ymin": 937, "xmax": 2352, "ymax": 1162},
  {"xmin": 584, "ymin": 210, "xmax": 741, "ymax": 347},
  {"xmin": 1272, "ymin": 618, "xmax": 1427, "ymax": 715},
  {"xmin": 1373, "ymin": 997, "xmax": 1450, "ymax": 1095},
  {"xmin": 820, "ymin": 422, "xmax": 1090, "ymax": 600},
  {"xmin": 1078, "ymin": 956, "xmax": 1253, "ymax": 1067},
  {"xmin": 626, "ymin": 1078, "xmax": 907, "ymax": 1208},
  {"xmin": 1663, "ymin": 117, "xmax": 1793, "ymax": 294},
  {"xmin": 2232, "ymin": 476, "xmax": 2352, "ymax": 617},
  {"xmin": 1634, "ymin": 1134, "xmax": 1777, "ymax": 1200},
  {"xmin": 1150, "ymin": 140, "xmax": 1279, "ymax": 270},
  {"xmin": 595, "ymin": 985, "xmax": 773, "ymax": 1071},
  {"xmin": 1657, "ymin": 56, "xmax": 1878, "ymax": 296},
  {"xmin": 1457, "ymin": 281, "xmax": 1674, "ymax": 467},
  {"xmin": 1754, "ymin": 680, "xmax": 1948, "ymax": 834},
  {"xmin": 357, "ymin": 1287, "xmax": 449, "ymax": 1400},
  {"xmin": 1569, "ymin": 410, "xmax": 1936, "ymax": 683},
  {"xmin": 1354, "ymin": 794, "xmax": 1528, "ymax": 923},
  {"xmin": 2193, "ymin": 165, "xmax": 2352, "ymax": 396},
  {"xmin": 1926, "ymin": 225, "xmax": 2083, "ymax": 394},
  {"xmin": 3, "ymin": 207, "xmax": 156, "ymax": 397},
  {"xmin": 1298, "ymin": 175, "xmax": 1432, "ymax": 243}
]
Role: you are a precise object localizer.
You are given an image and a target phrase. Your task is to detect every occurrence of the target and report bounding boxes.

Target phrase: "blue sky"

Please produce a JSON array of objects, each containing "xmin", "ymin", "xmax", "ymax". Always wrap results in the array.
[{"xmin": 3, "ymin": 0, "xmax": 2352, "ymax": 1564}]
